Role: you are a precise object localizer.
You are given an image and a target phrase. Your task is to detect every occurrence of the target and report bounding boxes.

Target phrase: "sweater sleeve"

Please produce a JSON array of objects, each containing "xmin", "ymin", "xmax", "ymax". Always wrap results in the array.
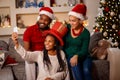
[
  {"xmin": 50, "ymin": 51, "xmax": 70, "ymax": 80},
  {"xmin": 15, "ymin": 44, "xmax": 40, "ymax": 62}
]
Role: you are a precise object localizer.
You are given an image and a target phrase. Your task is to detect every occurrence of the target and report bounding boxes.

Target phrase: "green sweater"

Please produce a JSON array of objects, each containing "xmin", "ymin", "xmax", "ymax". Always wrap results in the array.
[{"xmin": 63, "ymin": 24, "xmax": 90, "ymax": 59}]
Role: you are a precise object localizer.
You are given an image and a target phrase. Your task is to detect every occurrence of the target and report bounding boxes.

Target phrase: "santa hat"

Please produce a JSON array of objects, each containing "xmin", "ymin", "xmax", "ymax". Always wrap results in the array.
[
  {"xmin": 68, "ymin": 3, "xmax": 87, "ymax": 20},
  {"xmin": 45, "ymin": 21, "xmax": 68, "ymax": 46},
  {"xmin": 39, "ymin": 7, "xmax": 54, "ymax": 19}
]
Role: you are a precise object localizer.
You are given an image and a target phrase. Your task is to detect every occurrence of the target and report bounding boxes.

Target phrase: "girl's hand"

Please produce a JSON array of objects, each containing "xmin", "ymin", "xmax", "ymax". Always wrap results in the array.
[
  {"xmin": 11, "ymin": 32, "xmax": 19, "ymax": 48},
  {"xmin": 70, "ymin": 55, "xmax": 78, "ymax": 67}
]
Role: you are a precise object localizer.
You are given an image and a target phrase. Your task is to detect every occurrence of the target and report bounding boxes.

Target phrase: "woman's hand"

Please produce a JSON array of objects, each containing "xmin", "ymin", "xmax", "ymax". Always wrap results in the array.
[
  {"xmin": 45, "ymin": 77, "xmax": 53, "ymax": 80},
  {"xmin": 11, "ymin": 32, "xmax": 19, "ymax": 48},
  {"xmin": 70, "ymin": 55, "xmax": 78, "ymax": 67}
]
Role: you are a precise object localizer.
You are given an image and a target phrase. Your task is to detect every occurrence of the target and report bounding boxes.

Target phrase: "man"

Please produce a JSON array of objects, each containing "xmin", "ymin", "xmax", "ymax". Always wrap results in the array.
[{"xmin": 23, "ymin": 7, "xmax": 55, "ymax": 80}]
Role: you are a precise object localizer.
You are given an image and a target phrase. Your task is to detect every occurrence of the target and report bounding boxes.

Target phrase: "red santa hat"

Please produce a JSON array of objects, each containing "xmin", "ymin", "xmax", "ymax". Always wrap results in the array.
[
  {"xmin": 39, "ymin": 7, "xmax": 54, "ymax": 19},
  {"xmin": 68, "ymin": 3, "xmax": 87, "ymax": 20}
]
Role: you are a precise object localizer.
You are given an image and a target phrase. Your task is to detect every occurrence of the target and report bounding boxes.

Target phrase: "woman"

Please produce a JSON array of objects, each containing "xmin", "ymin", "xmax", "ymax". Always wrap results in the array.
[
  {"xmin": 11, "ymin": 22, "xmax": 69, "ymax": 80},
  {"xmin": 63, "ymin": 4, "xmax": 92, "ymax": 80}
]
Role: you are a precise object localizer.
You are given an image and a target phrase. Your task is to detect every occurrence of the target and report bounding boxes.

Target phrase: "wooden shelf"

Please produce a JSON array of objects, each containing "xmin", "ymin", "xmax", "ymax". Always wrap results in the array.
[
  {"xmin": 15, "ymin": 6, "xmax": 73, "ymax": 14},
  {"xmin": 0, "ymin": 27, "xmax": 26, "ymax": 36},
  {"xmin": 0, "ymin": 27, "xmax": 13, "ymax": 36}
]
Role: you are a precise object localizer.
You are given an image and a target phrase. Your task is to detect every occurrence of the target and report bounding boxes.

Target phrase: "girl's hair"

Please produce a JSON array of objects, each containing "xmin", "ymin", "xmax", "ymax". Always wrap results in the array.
[{"xmin": 43, "ymin": 34, "xmax": 65, "ymax": 72}]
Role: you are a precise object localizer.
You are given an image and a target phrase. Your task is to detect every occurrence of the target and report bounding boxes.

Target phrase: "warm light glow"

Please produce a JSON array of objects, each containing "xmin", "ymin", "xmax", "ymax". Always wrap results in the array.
[
  {"xmin": 83, "ymin": 20, "xmax": 89, "ymax": 27},
  {"xmin": 2, "ymin": 25, "xmax": 11, "ymax": 28}
]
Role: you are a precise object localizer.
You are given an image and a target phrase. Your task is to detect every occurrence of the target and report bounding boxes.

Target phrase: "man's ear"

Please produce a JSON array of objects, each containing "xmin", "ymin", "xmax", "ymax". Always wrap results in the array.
[{"xmin": 37, "ymin": 16, "xmax": 40, "ymax": 21}]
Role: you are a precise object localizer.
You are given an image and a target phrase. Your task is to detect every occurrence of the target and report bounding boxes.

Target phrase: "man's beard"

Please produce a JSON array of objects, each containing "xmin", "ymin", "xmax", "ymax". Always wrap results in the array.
[{"xmin": 37, "ymin": 22, "xmax": 49, "ymax": 30}]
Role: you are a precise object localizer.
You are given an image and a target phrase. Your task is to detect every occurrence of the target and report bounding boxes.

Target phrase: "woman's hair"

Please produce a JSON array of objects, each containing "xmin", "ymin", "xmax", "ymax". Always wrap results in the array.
[{"xmin": 43, "ymin": 34, "xmax": 65, "ymax": 72}]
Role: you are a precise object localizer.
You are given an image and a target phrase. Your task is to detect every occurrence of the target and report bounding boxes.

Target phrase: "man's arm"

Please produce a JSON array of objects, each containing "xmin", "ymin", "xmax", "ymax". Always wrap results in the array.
[{"xmin": 24, "ymin": 41, "xmax": 30, "ymax": 51}]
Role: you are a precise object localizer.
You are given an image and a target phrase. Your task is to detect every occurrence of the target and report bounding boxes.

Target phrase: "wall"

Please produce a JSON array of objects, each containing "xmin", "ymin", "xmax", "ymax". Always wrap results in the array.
[{"xmin": 85, "ymin": 0, "xmax": 99, "ymax": 33}]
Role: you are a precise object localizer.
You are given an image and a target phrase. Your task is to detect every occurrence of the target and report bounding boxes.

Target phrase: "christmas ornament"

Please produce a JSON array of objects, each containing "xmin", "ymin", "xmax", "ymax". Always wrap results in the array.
[
  {"xmin": 103, "ymin": 31, "xmax": 108, "ymax": 37},
  {"xmin": 100, "ymin": 0, "xmax": 106, "ymax": 4},
  {"xmin": 114, "ymin": 41, "xmax": 119, "ymax": 47},
  {"xmin": 118, "ymin": 30, "xmax": 120, "ymax": 36},
  {"xmin": 95, "ymin": 28, "xmax": 99, "ymax": 32},
  {"xmin": 110, "ymin": 29, "xmax": 112, "ymax": 32},
  {"xmin": 110, "ymin": 34, "xmax": 112, "ymax": 36},
  {"xmin": 96, "ymin": 23, "xmax": 99, "ymax": 27},
  {"xmin": 98, "ymin": 8, "xmax": 104, "ymax": 17},
  {"xmin": 116, "ymin": 30, "xmax": 118, "ymax": 32},
  {"xmin": 100, "ymin": 28, "xmax": 103, "ymax": 32},
  {"xmin": 112, "ymin": 24, "xmax": 116, "ymax": 29},
  {"xmin": 113, "ymin": 33, "xmax": 116, "ymax": 36},
  {"xmin": 116, "ymin": 19, "xmax": 119, "ymax": 21},
  {"xmin": 105, "ymin": 7, "xmax": 109, "ymax": 12}
]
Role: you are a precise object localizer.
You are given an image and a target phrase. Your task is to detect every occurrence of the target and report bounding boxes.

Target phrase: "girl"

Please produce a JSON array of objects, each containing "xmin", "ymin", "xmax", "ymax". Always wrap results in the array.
[{"xmin": 12, "ymin": 29, "xmax": 69, "ymax": 80}]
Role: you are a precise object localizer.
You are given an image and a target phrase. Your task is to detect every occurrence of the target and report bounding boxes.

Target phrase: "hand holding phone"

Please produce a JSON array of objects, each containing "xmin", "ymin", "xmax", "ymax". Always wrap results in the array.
[{"xmin": 12, "ymin": 27, "xmax": 19, "ymax": 45}]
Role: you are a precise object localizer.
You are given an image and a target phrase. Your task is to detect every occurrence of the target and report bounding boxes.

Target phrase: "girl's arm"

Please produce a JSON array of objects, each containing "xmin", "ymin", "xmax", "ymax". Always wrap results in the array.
[
  {"xmin": 11, "ymin": 32, "xmax": 39, "ymax": 62},
  {"xmin": 15, "ymin": 44, "xmax": 40, "ymax": 62}
]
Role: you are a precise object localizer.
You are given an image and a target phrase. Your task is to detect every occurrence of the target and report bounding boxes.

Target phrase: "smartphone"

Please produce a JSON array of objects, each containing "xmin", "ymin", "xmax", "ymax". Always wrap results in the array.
[{"xmin": 13, "ymin": 27, "xmax": 18, "ymax": 33}]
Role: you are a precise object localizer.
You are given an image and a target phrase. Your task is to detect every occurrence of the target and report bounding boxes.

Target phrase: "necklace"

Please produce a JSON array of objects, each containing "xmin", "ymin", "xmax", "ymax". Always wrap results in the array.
[{"xmin": 72, "ymin": 26, "xmax": 84, "ymax": 36}]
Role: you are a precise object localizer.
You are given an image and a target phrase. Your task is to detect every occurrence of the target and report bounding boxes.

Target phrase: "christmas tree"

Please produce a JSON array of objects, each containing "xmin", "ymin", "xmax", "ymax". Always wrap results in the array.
[{"xmin": 93, "ymin": 0, "xmax": 120, "ymax": 48}]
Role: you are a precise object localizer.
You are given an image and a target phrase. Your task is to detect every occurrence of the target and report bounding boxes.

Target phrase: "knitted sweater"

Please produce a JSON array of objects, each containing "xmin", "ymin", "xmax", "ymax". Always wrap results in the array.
[{"xmin": 63, "ymin": 24, "xmax": 90, "ymax": 59}]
